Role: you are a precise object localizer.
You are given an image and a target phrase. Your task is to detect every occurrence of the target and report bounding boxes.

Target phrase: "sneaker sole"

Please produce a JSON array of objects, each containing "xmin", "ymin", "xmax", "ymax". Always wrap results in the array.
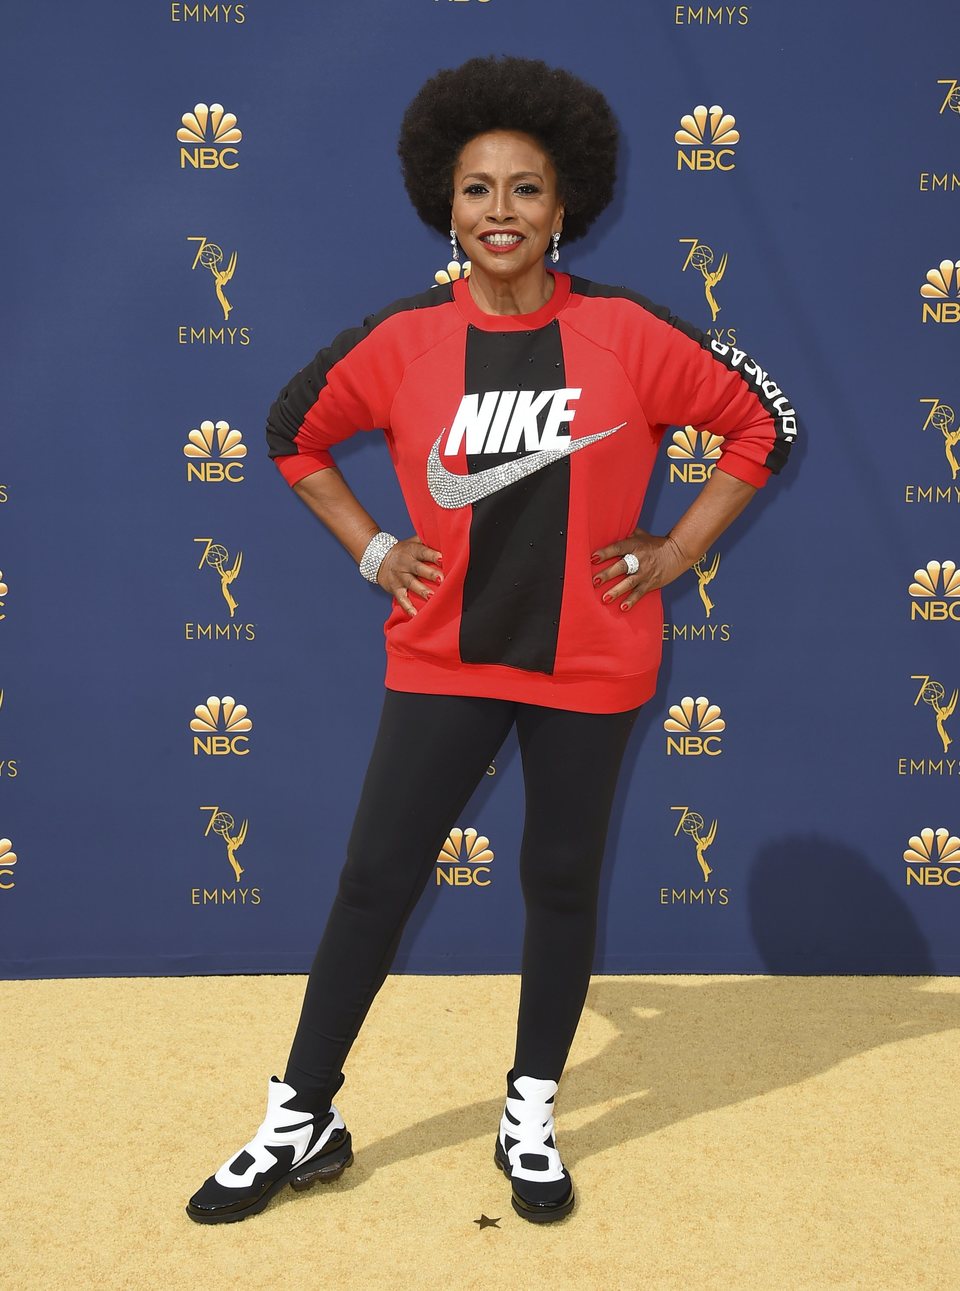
[
  {"xmin": 493, "ymin": 1141, "xmax": 575, "ymax": 1224},
  {"xmin": 185, "ymin": 1137, "xmax": 354, "ymax": 1225}
]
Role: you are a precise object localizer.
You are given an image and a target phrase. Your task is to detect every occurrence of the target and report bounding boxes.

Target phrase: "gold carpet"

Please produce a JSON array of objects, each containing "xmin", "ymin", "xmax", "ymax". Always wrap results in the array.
[{"xmin": 4, "ymin": 973, "xmax": 960, "ymax": 1291}]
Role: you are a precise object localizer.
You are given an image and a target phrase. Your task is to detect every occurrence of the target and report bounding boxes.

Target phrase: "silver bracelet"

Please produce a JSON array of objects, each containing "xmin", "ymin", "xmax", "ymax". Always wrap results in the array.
[{"xmin": 359, "ymin": 531, "xmax": 399, "ymax": 585}]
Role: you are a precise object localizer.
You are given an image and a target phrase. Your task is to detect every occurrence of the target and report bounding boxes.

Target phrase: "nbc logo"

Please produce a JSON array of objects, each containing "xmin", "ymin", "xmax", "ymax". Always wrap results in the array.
[
  {"xmin": 920, "ymin": 259, "xmax": 960, "ymax": 323},
  {"xmin": 675, "ymin": 105, "xmax": 739, "ymax": 171},
  {"xmin": 664, "ymin": 695, "xmax": 725, "ymax": 755},
  {"xmin": 434, "ymin": 260, "xmax": 471, "ymax": 287},
  {"xmin": 0, "ymin": 569, "xmax": 7, "ymax": 621},
  {"xmin": 184, "ymin": 421, "xmax": 246, "ymax": 483},
  {"xmin": 190, "ymin": 695, "xmax": 252, "ymax": 756},
  {"xmin": 0, "ymin": 838, "xmax": 16, "ymax": 891},
  {"xmin": 668, "ymin": 427, "xmax": 724, "ymax": 483},
  {"xmin": 909, "ymin": 560, "xmax": 960, "ymax": 621},
  {"xmin": 904, "ymin": 826, "xmax": 960, "ymax": 886},
  {"xmin": 178, "ymin": 103, "xmax": 242, "ymax": 169},
  {"xmin": 436, "ymin": 826, "xmax": 494, "ymax": 887}
]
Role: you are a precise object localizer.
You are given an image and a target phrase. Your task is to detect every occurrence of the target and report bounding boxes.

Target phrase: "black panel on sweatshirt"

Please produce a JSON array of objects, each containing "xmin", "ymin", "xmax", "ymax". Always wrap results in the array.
[{"xmin": 458, "ymin": 320, "xmax": 568, "ymax": 673}]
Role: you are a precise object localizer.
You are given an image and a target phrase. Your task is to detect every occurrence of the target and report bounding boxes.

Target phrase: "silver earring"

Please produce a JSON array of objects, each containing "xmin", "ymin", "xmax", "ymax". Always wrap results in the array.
[
  {"xmin": 551, "ymin": 232, "xmax": 561, "ymax": 264},
  {"xmin": 450, "ymin": 227, "xmax": 459, "ymax": 264}
]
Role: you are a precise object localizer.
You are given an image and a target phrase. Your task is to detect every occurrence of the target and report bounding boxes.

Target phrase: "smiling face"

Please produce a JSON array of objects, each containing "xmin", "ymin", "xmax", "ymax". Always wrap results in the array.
[{"xmin": 450, "ymin": 130, "xmax": 564, "ymax": 291}]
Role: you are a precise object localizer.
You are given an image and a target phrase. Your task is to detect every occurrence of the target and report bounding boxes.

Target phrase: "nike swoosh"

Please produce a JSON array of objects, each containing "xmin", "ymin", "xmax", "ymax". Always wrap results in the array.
[{"xmin": 427, "ymin": 422, "xmax": 626, "ymax": 509}]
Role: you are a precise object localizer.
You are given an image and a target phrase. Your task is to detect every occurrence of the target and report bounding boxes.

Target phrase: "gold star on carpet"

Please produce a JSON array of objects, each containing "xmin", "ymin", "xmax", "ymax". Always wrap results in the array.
[{"xmin": 473, "ymin": 1214, "xmax": 501, "ymax": 1230}]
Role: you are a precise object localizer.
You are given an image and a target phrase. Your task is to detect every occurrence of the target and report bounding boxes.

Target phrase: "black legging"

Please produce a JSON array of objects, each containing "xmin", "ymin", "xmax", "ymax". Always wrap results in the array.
[{"xmin": 284, "ymin": 689, "xmax": 640, "ymax": 1111}]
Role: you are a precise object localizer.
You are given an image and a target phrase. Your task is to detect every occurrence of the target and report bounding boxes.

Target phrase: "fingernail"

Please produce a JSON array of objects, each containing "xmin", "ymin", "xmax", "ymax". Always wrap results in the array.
[
  {"xmin": 621, "ymin": 603, "xmax": 630, "ymax": 611},
  {"xmin": 436, "ymin": 555, "xmax": 443, "ymax": 563},
  {"xmin": 593, "ymin": 576, "xmax": 602, "ymax": 587},
  {"xmin": 602, "ymin": 593, "xmax": 611, "ymax": 603},
  {"xmin": 591, "ymin": 554, "xmax": 601, "ymax": 564}
]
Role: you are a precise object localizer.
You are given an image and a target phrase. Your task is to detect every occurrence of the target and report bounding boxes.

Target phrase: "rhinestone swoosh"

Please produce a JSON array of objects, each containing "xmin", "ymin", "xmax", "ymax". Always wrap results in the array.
[{"xmin": 427, "ymin": 422, "xmax": 626, "ymax": 510}]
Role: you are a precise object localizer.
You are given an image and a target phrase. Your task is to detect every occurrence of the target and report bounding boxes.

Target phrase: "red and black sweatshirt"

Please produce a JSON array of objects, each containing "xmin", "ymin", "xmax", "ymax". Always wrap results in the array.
[{"xmin": 267, "ymin": 271, "xmax": 796, "ymax": 713}]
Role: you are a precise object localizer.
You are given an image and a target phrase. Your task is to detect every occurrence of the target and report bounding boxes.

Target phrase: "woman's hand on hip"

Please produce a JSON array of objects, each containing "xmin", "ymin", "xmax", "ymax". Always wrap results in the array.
[
  {"xmin": 378, "ymin": 535, "xmax": 443, "ymax": 618},
  {"xmin": 591, "ymin": 528, "xmax": 690, "ymax": 611}
]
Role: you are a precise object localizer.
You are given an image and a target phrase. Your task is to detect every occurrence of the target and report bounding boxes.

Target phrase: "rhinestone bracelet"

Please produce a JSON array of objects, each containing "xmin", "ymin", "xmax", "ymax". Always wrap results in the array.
[{"xmin": 359, "ymin": 531, "xmax": 399, "ymax": 585}]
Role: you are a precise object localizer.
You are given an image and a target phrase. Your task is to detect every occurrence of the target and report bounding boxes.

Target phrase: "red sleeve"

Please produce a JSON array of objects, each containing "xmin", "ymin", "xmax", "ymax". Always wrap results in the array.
[
  {"xmin": 265, "ymin": 311, "xmax": 404, "ymax": 487},
  {"xmin": 631, "ymin": 307, "xmax": 797, "ymax": 488}
]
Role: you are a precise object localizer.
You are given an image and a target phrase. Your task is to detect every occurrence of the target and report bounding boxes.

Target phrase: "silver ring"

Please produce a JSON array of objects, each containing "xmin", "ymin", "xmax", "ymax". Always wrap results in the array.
[{"xmin": 623, "ymin": 552, "xmax": 640, "ymax": 576}]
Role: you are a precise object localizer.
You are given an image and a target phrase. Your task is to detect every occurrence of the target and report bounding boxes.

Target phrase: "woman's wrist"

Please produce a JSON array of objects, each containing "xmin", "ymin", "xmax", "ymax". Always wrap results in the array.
[{"xmin": 359, "ymin": 531, "xmax": 399, "ymax": 584}]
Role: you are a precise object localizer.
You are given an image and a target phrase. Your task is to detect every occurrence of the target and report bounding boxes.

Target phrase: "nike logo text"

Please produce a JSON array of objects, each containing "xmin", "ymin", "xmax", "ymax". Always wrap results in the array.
[{"xmin": 445, "ymin": 388, "xmax": 582, "ymax": 455}]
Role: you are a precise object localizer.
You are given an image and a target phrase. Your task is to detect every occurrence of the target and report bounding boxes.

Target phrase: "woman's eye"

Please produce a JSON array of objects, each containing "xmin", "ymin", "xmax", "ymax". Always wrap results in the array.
[
  {"xmin": 464, "ymin": 184, "xmax": 487, "ymax": 195},
  {"xmin": 516, "ymin": 184, "xmax": 540, "ymax": 195}
]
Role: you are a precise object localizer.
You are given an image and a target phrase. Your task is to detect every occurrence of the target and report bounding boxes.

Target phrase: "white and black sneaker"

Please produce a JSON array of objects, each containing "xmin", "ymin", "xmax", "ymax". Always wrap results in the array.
[
  {"xmin": 494, "ymin": 1069, "xmax": 575, "ymax": 1223},
  {"xmin": 186, "ymin": 1076, "xmax": 353, "ymax": 1224}
]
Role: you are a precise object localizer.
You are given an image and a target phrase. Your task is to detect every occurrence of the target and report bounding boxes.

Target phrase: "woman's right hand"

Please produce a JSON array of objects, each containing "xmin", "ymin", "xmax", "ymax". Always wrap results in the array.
[{"xmin": 377, "ymin": 535, "xmax": 443, "ymax": 618}]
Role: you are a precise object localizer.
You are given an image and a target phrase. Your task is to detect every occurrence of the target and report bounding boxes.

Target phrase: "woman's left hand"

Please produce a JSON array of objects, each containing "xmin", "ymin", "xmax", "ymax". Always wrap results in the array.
[{"xmin": 591, "ymin": 528, "xmax": 690, "ymax": 611}]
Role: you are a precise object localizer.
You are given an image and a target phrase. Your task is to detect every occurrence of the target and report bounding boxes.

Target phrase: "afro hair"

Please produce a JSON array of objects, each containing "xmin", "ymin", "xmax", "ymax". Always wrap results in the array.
[{"xmin": 397, "ymin": 55, "xmax": 620, "ymax": 245}]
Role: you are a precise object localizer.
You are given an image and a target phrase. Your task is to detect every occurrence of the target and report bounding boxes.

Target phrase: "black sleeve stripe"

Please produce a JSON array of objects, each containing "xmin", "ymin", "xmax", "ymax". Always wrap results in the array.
[
  {"xmin": 569, "ymin": 276, "xmax": 796, "ymax": 475},
  {"xmin": 266, "ymin": 284, "xmax": 454, "ymax": 461}
]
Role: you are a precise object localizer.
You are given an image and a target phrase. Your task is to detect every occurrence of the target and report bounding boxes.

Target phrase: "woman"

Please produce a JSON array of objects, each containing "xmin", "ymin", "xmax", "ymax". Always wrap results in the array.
[{"xmin": 186, "ymin": 55, "xmax": 795, "ymax": 1226}]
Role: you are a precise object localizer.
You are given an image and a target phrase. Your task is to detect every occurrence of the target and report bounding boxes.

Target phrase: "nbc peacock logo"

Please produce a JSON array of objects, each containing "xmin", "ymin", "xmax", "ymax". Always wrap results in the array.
[
  {"xmin": 904, "ymin": 826, "xmax": 960, "ymax": 886},
  {"xmin": 434, "ymin": 260, "xmax": 471, "ymax": 287},
  {"xmin": 435, "ymin": 826, "xmax": 494, "ymax": 888},
  {"xmin": 909, "ymin": 560, "xmax": 960, "ymax": 621},
  {"xmin": 664, "ymin": 696, "xmax": 725, "ymax": 756},
  {"xmin": 0, "ymin": 837, "xmax": 17, "ymax": 891},
  {"xmin": 667, "ymin": 427, "xmax": 724, "ymax": 484},
  {"xmin": 190, "ymin": 695, "xmax": 252, "ymax": 756},
  {"xmin": 184, "ymin": 421, "xmax": 247, "ymax": 483},
  {"xmin": 676, "ymin": 105, "xmax": 739, "ymax": 171},
  {"xmin": 178, "ymin": 103, "xmax": 242, "ymax": 169},
  {"xmin": 920, "ymin": 259, "xmax": 960, "ymax": 323}
]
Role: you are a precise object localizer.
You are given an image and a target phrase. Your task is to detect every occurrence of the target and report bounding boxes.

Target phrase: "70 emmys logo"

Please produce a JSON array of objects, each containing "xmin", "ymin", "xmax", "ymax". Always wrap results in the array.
[
  {"xmin": 201, "ymin": 806, "xmax": 248, "ymax": 882},
  {"xmin": 679, "ymin": 239, "xmax": 728, "ymax": 324},
  {"xmin": 664, "ymin": 695, "xmax": 725, "ymax": 755},
  {"xmin": 178, "ymin": 103, "xmax": 242, "ymax": 169},
  {"xmin": 0, "ymin": 569, "xmax": 7, "ymax": 621},
  {"xmin": 190, "ymin": 695, "xmax": 252, "ymax": 755},
  {"xmin": 195, "ymin": 538, "xmax": 242, "ymax": 617},
  {"xmin": 937, "ymin": 80, "xmax": 960, "ymax": 114},
  {"xmin": 675, "ymin": 105, "xmax": 739, "ymax": 171},
  {"xmin": 911, "ymin": 675, "xmax": 956, "ymax": 753}
]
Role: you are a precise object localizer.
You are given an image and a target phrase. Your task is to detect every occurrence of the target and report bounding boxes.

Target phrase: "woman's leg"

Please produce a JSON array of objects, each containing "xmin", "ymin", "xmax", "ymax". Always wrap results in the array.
[
  {"xmin": 283, "ymin": 689, "xmax": 516, "ymax": 1109},
  {"xmin": 510, "ymin": 702, "xmax": 641, "ymax": 1081}
]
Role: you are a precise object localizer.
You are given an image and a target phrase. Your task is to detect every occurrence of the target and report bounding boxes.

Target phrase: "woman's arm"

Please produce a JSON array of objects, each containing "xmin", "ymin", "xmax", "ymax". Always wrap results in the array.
[
  {"xmin": 592, "ymin": 469, "xmax": 757, "ymax": 610},
  {"xmin": 293, "ymin": 467, "xmax": 442, "ymax": 617}
]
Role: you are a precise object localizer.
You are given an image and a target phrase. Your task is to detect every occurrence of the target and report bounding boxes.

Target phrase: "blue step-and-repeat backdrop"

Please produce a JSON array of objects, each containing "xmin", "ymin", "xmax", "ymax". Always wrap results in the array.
[{"xmin": 2, "ymin": 1, "xmax": 959, "ymax": 978}]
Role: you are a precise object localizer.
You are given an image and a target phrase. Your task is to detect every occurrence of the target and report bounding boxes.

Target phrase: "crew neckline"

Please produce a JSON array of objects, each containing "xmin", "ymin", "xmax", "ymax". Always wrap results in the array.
[{"xmin": 453, "ymin": 271, "xmax": 571, "ymax": 331}]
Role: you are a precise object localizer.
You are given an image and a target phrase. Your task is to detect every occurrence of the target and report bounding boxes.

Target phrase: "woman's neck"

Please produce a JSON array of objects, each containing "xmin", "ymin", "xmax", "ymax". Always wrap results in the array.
[{"xmin": 467, "ymin": 266, "xmax": 555, "ymax": 316}]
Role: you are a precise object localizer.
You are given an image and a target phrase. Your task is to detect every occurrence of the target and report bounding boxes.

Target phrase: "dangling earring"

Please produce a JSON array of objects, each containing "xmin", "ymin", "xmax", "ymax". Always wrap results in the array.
[
  {"xmin": 450, "ymin": 227, "xmax": 460, "ymax": 264},
  {"xmin": 551, "ymin": 231, "xmax": 561, "ymax": 264}
]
